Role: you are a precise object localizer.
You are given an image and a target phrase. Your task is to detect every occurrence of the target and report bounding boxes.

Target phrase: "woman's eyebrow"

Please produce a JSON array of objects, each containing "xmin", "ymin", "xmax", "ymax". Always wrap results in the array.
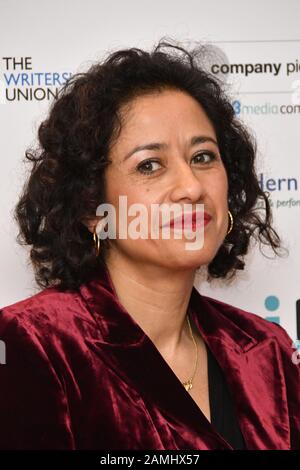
[{"xmin": 123, "ymin": 135, "xmax": 218, "ymax": 162}]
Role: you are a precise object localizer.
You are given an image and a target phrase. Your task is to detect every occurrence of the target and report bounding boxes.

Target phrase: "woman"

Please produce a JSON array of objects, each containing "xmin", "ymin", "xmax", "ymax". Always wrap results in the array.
[{"xmin": 0, "ymin": 39, "xmax": 299, "ymax": 450}]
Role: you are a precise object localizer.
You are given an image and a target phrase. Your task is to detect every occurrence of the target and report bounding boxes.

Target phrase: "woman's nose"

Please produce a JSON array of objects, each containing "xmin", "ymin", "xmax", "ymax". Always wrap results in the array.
[{"xmin": 169, "ymin": 162, "xmax": 204, "ymax": 203}]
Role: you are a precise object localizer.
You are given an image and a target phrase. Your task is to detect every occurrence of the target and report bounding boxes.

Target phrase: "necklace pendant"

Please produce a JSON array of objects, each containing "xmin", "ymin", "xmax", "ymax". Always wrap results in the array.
[{"xmin": 182, "ymin": 380, "xmax": 192, "ymax": 391}]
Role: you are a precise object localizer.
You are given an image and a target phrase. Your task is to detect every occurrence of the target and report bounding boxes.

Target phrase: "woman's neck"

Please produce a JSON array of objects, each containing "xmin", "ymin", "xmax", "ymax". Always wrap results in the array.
[{"xmin": 104, "ymin": 251, "xmax": 197, "ymax": 358}]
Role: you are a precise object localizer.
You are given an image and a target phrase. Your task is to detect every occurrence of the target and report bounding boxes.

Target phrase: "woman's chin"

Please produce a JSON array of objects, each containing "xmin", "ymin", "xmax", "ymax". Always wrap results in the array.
[{"xmin": 158, "ymin": 244, "xmax": 216, "ymax": 271}]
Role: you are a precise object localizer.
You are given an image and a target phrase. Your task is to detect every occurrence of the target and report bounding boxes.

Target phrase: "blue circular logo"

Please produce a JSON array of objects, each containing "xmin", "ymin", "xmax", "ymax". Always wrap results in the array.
[{"xmin": 265, "ymin": 295, "xmax": 280, "ymax": 311}]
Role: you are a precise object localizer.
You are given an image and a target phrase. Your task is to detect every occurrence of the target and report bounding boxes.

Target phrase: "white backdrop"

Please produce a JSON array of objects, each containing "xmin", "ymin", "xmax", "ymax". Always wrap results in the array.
[{"xmin": 0, "ymin": 0, "xmax": 299, "ymax": 346}]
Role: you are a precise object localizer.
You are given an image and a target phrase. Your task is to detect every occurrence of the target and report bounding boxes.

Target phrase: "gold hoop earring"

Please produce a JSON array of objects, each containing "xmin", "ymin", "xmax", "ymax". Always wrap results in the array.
[
  {"xmin": 93, "ymin": 225, "xmax": 100, "ymax": 257},
  {"xmin": 226, "ymin": 210, "xmax": 234, "ymax": 236}
]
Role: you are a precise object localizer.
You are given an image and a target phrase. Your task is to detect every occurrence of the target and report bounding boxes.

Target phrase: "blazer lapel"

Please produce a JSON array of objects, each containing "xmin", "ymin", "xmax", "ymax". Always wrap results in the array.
[
  {"xmin": 189, "ymin": 292, "xmax": 291, "ymax": 450},
  {"xmin": 79, "ymin": 262, "xmax": 290, "ymax": 450}
]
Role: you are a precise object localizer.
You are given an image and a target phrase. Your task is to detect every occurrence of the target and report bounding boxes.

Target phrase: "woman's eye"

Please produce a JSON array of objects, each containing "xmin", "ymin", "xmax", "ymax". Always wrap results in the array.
[
  {"xmin": 136, "ymin": 152, "xmax": 217, "ymax": 175},
  {"xmin": 137, "ymin": 159, "xmax": 161, "ymax": 175},
  {"xmin": 192, "ymin": 152, "xmax": 217, "ymax": 164}
]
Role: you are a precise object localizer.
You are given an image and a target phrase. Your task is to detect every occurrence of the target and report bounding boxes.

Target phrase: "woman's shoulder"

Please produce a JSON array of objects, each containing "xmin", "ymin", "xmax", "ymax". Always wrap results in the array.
[
  {"xmin": 201, "ymin": 293, "xmax": 300, "ymax": 449},
  {"xmin": 200, "ymin": 292, "xmax": 296, "ymax": 353},
  {"xmin": 0, "ymin": 285, "xmax": 94, "ymax": 344}
]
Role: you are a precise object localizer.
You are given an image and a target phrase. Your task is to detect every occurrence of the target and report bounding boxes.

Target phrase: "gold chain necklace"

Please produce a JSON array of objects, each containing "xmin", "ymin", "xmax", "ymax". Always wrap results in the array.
[{"xmin": 181, "ymin": 313, "xmax": 198, "ymax": 392}]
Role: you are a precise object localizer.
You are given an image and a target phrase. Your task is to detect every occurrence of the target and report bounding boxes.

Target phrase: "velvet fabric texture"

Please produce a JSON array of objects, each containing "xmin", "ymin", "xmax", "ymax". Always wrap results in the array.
[{"xmin": 0, "ymin": 261, "xmax": 299, "ymax": 450}]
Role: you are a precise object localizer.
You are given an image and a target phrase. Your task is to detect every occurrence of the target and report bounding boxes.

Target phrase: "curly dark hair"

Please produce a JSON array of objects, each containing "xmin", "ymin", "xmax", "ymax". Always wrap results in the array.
[{"xmin": 14, "ymin": 37, "xmax": 283, "ymax": 291}]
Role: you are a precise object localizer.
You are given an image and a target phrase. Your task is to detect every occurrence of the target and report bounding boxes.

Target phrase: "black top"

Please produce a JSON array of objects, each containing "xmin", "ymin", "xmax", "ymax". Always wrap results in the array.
[{"xmin": 207, "ymin": 344, "xmax": 247, "ymax": 450}]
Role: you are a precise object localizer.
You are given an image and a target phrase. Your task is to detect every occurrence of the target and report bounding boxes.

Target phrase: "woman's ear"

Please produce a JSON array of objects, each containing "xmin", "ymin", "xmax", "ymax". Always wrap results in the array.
[{"xmin": 81, "ymin": 216, "xmax": 99, "ymax": 234}]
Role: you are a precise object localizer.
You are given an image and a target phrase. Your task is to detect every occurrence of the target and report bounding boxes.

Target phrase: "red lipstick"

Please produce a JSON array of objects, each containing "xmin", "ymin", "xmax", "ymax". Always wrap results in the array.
[{"xmin": 166, "ymin": 211, "xmax": 212, "ymax": 230}]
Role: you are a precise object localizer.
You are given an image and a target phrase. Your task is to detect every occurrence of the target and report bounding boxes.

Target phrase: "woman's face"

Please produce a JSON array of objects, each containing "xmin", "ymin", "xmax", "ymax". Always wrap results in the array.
[{"xmin": 100, "ymin": 88, "xmax": 229, "ymax": 271}]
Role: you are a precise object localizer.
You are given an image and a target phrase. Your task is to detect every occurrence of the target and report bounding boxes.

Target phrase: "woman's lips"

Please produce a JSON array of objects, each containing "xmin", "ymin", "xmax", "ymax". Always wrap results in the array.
[{"xmin": 163, "ymin": 211, "xmax": 212, "ymax": 230}]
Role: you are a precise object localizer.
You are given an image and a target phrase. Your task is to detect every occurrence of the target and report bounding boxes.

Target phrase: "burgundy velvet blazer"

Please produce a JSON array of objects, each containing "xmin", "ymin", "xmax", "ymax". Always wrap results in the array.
[{"xmin": 0, "ymin": 262, "xmax": 299, "ymax": 450}]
